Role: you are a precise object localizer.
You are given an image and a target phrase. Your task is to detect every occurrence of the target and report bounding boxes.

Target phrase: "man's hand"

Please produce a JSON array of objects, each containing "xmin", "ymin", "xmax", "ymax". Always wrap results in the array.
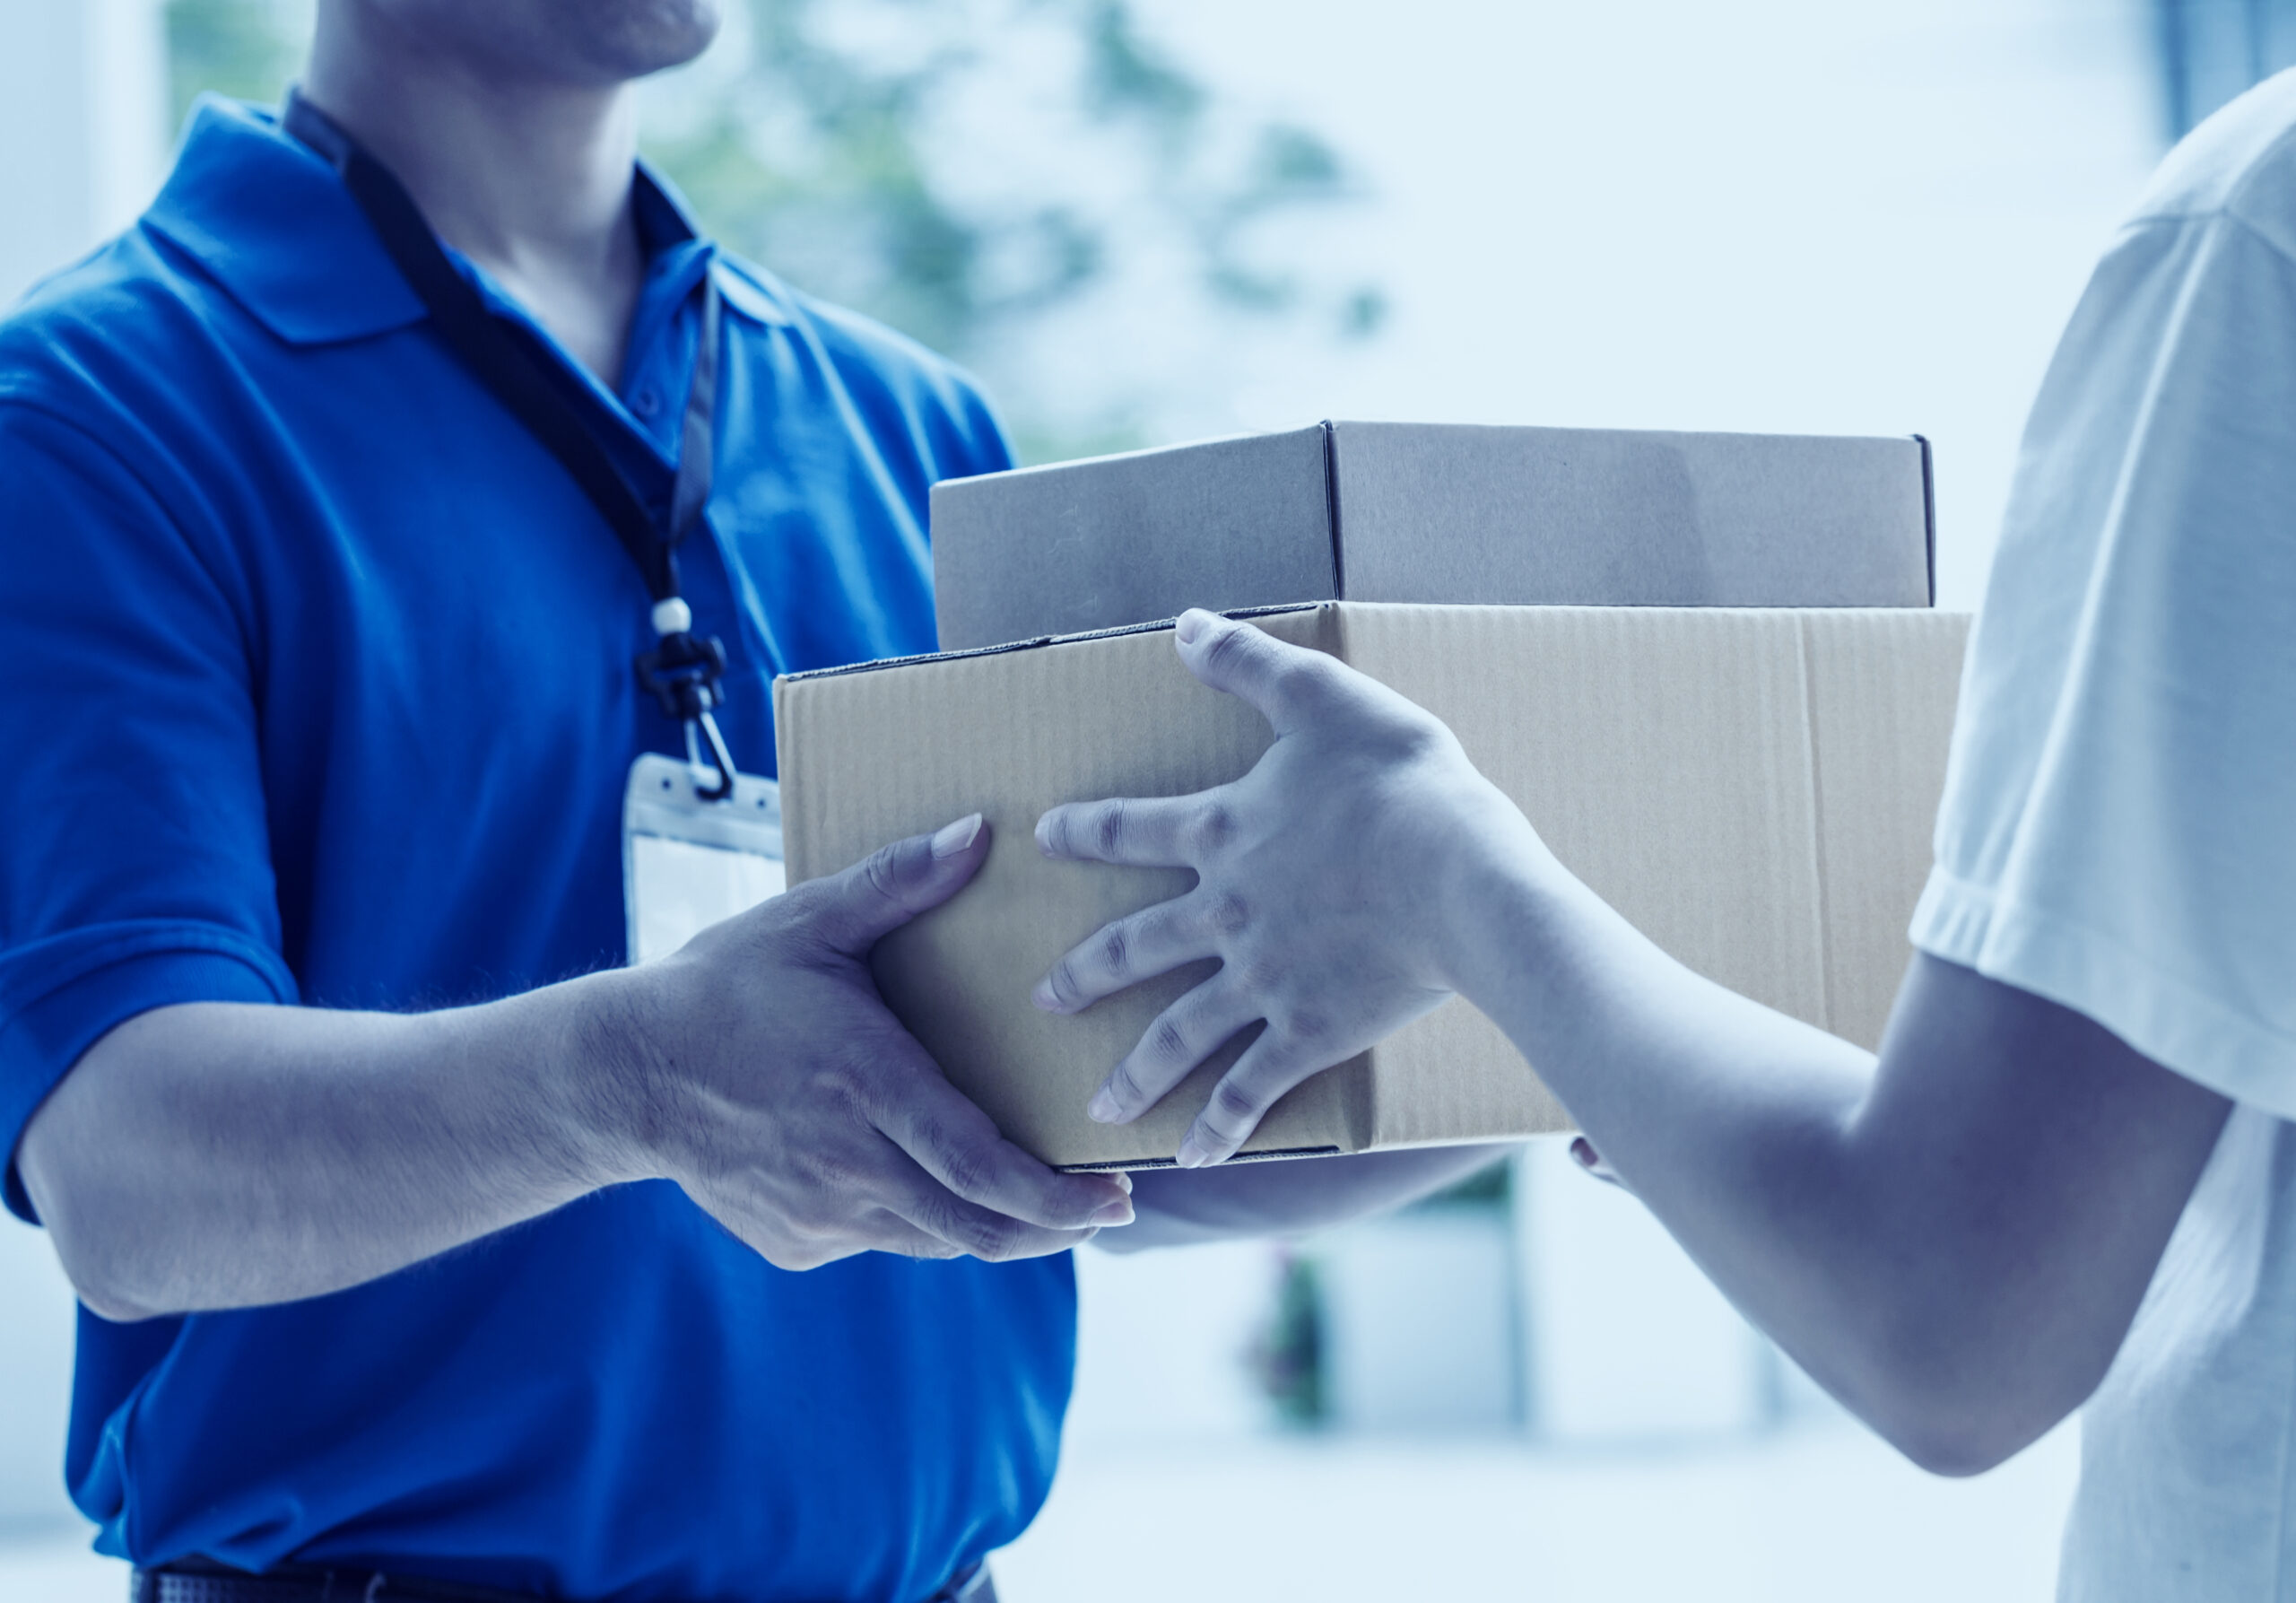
[
  {"xmin": 23, "ymin": 816, "xmax": 1129, "ymax": 1320},
  {"xmin": 1032, "ymin": 609, "xmax": 1540, "ymax": 1167},
  {"xmin": 623, "ymin": 814, "xmax": 1134, "ymax": 1267}
]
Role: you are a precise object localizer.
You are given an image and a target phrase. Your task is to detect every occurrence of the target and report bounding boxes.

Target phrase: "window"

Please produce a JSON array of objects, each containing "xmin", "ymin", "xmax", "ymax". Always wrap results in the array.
[{"xmin": 2157, "ymin": 0, "xmax": 2296, "ymax": 136}]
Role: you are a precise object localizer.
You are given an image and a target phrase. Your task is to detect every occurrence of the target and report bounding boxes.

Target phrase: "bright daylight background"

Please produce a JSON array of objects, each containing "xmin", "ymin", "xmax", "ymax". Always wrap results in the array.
[{"xmin": 2, "ymin": 0, "xmax": 2291, "ymax": 1598}]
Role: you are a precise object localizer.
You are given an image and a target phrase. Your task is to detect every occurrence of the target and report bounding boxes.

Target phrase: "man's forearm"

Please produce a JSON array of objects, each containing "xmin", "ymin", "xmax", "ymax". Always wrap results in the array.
[
  {"xmin": 15, "ymin": 829, "xmax": 1135, "ymax": 1320},
  {"xmin": 1117, "ymin": 1143, "xmax": 1514, "ymax": 1251},
  {"xmin": 17, "ymin": 977, "xmax": 647, "ymax": 1321}
]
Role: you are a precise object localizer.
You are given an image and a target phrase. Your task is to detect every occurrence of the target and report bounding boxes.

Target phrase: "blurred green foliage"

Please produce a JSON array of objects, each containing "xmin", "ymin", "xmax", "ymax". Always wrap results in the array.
[
  {"xmin": 163, "ymin": 0, "xmax": 306, "ymax": 135},
  {"xmin": 1414, "ymin": 1155, "xmax": 1513, "ymax": 1209},
  {"xmin": 648, "ymin": 0, "xmax": 1384, "ymax": 457},
  {"xmin": 1249, "ymin": 1250, "xmax": 1326, "ymax": 1426},
  {"xmin": 160, "ymin": 0, "xmax": 1382, "ymax": 461}
]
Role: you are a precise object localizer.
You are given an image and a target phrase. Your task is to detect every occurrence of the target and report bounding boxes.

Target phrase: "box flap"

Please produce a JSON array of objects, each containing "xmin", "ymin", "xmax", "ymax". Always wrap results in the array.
[
  {"xmin": 931, "ymin": 427, "xmax": 1335, "ymax": 652},
  {"xmin": 1329, "ymin": 423, "xmax": 1934, "ymax": 608},
  {"xmin": 932, "ymin": 423, "xmax": 1937, "ymax": 653}
]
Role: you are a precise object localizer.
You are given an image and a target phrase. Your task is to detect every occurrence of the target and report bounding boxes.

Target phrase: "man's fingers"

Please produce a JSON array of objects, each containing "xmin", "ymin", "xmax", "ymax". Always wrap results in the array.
[
  {"xmin": 809, "ymin": 814, "xmax": 989, "ymax": 954},
  {"xmin": 850, "ymin": 1207, "xmax": 965, "ymax": 1260},
  {"xmin": 1034, "ymin": 893, "xmax": 1220, "ymax": 1015},
  {"xmin": 870, "ymin": 1045, "xmax": 1134, "ymax": 1231},
  {"xmin": 1035, "ymin": 793, "xmax": 1205, "ymax": 867},
  {"xmin": 1171, "ymin": 609, "xmax": 1342, "ymax": 735},
  {"xmin": 1175, "ymin": 1026, "xmax": 1335, "ymax": 1167},
  {"xmin": 1089, "ymin": 981, "xmax": 1263, "ymax": 1126},
  {"xmin": 870, "ymin": 1153, "xmax": 1104, "ymax": 1262}
]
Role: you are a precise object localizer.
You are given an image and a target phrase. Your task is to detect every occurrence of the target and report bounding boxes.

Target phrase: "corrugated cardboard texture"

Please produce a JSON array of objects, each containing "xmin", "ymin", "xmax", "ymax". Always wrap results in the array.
[
  {"xmin": 1798, "ymin": 609, "xmax": 1970, "ymax": 1050},
  {"xmin": 1335, "ymin": 606, "xmax": 1823, "ymax": 1146},
  {"xmin": 932, "ymin": 429, "xmax": 1335, "ymax": 650},
  {"xmin": 776, "ymin": 608, "xmax": 1374, "ymax": 1169},
  {"xmin": 778, "ymin": 603, "xmax": 1969, "ymax": 1169},
  {"xmin": 931, "ymin": 423, "xmax": 1934, "ymax": 651}
]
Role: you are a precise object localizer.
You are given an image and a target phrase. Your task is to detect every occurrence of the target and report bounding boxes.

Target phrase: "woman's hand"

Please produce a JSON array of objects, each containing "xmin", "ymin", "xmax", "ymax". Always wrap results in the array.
[{"xmin": 1032, "ymin": 608, "xmax": 1546, "ymax": 1166}]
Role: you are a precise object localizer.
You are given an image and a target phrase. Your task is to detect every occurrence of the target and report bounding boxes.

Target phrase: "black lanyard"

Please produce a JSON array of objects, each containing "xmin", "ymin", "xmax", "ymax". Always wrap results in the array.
[{"xmin": 282, "ymin": 91, "xmax": 741, "ymax": 800}]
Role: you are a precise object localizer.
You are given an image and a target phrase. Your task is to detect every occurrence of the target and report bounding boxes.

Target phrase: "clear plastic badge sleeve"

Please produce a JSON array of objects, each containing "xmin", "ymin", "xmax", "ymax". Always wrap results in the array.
[{"xmin": 622, "ymin": 754, "xmax": 786, "ymax": 965}]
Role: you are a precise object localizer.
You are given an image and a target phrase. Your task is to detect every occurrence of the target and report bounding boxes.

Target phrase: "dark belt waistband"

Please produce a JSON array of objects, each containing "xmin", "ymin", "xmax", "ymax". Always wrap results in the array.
[{"xmin": 133, "ymin": 1558, "xmax": 997, "ymax": 1603}]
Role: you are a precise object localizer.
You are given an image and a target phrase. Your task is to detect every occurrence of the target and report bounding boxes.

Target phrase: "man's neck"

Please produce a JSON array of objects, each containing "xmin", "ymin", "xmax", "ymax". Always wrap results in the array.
[{"xmin": 301, "ymin": 8, "xmax": 647, "ymax": 383}]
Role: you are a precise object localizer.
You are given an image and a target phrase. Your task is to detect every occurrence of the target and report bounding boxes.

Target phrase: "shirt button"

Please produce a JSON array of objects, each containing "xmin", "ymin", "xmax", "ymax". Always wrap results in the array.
[{"xmin": 632, "ymin": 388, "xmax": 661, "ymax": 417}]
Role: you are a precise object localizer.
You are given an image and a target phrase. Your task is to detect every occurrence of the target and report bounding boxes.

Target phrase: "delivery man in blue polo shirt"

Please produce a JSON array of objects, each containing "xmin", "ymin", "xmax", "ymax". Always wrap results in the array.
[{"xmin": 0, "ymin": 2, "xmax": 1506, "ymax": 1599}]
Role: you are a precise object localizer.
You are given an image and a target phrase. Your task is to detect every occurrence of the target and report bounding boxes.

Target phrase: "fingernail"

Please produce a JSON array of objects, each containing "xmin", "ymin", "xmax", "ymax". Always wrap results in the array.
[
  {"xmin": 1032, "ymin": 979, "xmax": 1064, "ymax": 1014},
  {"xmin": 1176, "ymin": 1131, "xmax": 1216, "ymax": 1168},
  {"xmin": 1110, "ymin": 1171, "xmax": 1133, "ymax": 1194},
  {"xmin": 1175, "ymin": 610, "xmax": 1208, "ymax": 644},
  {"xmin": 1033, "ymin": 815, "xmax": 1057, "ymax": 857},
  {"xmin": 1091, "ymin": 1198, "xmax": 1135, "ymax": 1226},
  {"xmin": 1087, "ymin": 1085, "xmax": 1122, "ymax": 1122},
  {"xmin": 931, "ymin": 814, "xmax": 983, "ymax": 859}
]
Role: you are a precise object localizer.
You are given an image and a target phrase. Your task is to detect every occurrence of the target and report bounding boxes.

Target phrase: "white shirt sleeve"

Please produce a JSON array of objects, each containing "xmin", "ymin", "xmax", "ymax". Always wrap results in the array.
[{"xmin": 1910, "ymin": 198, "xmax": 2296, "ymax": 1113}]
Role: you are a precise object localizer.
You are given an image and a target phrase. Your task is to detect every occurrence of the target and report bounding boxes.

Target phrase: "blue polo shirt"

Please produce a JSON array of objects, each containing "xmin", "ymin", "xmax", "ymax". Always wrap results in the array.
[{"xmin": 0, "ymin": 99, "xmax": 1073, "ymax": 1601}]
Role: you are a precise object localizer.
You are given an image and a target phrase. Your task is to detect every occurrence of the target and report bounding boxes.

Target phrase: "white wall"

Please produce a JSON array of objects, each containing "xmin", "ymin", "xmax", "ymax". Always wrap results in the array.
[
  {"xmin": 1064, "ymin": 1240, "xmax": 1281, "ymax": 1446},
  {"xmin": 1515, "ymin": 1138, "xmax": 1773, "ymax": 1443},
  {"xmin": 0, "ymin": 0, "xmax": 165, "ymax": 1529},
  {"xmin": 0, "ymin": 0, "xmax": 169, "ymax": 305},
  {"xmin": 0, "ymin": 1224, "xmax": 80, "ymax": 1531},
  {"xmin": 1134, "ymin": 0, "xmax": 2164, "ymax": 611}
]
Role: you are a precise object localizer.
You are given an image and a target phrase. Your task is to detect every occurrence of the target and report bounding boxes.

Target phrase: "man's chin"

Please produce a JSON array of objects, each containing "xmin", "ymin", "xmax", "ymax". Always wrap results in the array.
[
  {"xmin": 576, "ymin": 0, "xmax": 726, "ymax": 83},
  {"xmin": 409, "ymin": 0, "xmax": 726, "ymax": 88}
]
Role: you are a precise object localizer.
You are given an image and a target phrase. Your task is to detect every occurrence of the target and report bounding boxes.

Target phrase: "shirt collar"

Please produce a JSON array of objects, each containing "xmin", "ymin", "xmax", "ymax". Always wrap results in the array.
[
  {"xmin": 636, "ymin": 163, "xmax": 795, "ymax": 327},
  {"xmin": 143, "ymin": 96, "xmax": 790, "ymax": 347},
  {"xmin": 144, "ymin": 97, "xmax": 425, "ymax": 345}
]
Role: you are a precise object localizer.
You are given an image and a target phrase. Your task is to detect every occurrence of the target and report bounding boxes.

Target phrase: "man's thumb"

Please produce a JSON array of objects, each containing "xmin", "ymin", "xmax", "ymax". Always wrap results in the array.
[{"xmin": 814, "ymin": 815, "xmax": 989, "ymax": 954}]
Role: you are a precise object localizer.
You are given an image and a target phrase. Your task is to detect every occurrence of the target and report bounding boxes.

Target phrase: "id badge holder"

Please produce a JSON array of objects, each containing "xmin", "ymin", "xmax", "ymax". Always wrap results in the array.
[{"xmin": 622, "ymin": 754, "xmax": 786, "ymax": 965}]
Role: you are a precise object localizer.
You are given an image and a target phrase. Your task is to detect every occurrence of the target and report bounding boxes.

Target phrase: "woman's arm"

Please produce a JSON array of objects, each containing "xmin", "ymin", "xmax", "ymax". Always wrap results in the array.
[{"xmin": 1036, "ymin": 611, "xmax": 2229, "ymax": 1471}]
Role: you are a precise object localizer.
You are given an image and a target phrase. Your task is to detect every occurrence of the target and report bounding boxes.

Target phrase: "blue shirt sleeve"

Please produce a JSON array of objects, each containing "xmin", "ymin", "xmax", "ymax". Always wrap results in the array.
[{"xmin": 0, "ymin": 401, "xmax": 299, "ymax": 1221}]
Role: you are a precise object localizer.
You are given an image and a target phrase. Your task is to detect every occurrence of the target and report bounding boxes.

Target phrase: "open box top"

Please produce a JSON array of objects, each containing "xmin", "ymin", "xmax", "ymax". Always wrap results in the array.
[{"xmin": 931, "ymin": 423, "xmax": 1937, "ymax": 652}]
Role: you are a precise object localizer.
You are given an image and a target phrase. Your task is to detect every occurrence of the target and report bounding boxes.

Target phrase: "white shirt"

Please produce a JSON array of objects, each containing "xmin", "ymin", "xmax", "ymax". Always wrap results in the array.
[{"xmin": 1907, "ymin": 69, "xmax": 2296, "ymax": 1600}]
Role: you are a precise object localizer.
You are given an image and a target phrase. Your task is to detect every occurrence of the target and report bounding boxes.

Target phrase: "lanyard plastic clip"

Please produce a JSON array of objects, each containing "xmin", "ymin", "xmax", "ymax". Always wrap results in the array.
[
  {"xmin": 636, "ymin": 597, "xmax": 735, "ymax": 801},
  {"xmin": 680, "ymin": 709, "xmax": 740, "ymax": 803}
]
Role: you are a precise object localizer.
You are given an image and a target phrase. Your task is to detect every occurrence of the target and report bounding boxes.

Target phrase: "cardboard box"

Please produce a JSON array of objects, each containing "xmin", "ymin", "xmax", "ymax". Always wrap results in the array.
[
  {"xmin": 777, "ymin": 603, "xmax": 1967, "ymax": 1171},
  {"xmin": 930, "ymin": 423, "xmax": 1936, "ymax": 651}
]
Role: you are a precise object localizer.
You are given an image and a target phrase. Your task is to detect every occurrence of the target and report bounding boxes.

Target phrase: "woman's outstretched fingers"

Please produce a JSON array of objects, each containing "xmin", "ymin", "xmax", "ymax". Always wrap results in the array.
[
  {"xmin": 1089, "ymin": 981, "xmax": 1263, "ymax": 1125},
  {"xmin": 1035, "ymin": 794, "xmax": 1197, "ymax": 867},
  {"xmin": 1034, "ymin": 893, "xmax": 1215, "ymax": 1015},
  {"xmin": 1170, "ymin": 609, "xmax": 1341, "ymax": 734},
  {"xmin": 1174, "ymin": 1026, "xmax": 1325, "ymax": 1167}
]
